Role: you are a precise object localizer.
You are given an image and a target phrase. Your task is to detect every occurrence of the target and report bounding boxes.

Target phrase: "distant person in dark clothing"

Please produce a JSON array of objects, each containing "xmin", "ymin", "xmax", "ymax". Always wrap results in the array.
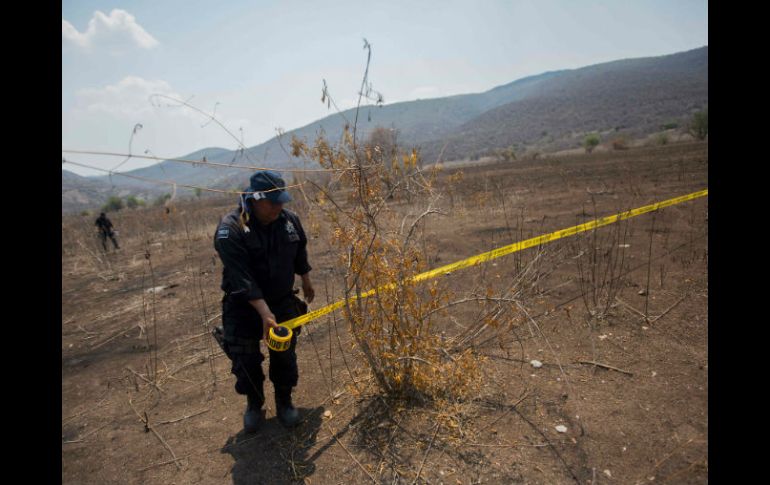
[
  {"xmin": 214, "ymin": 170, "xmax": 314, "ymax": 432},
  {"xmin": 95, "ymin": 212, "xmax": 120, "ymax": 251}
]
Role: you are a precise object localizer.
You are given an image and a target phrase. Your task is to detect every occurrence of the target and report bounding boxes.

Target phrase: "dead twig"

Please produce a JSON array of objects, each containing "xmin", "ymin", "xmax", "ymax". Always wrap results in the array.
[
  {"xmin": 513, "ymin": 407, "xmax": 582, "ymax": 484},
  {"xmin": 658, "ymin": 459, "xmax": 701, "ymax": 484},
  {"xmin": 649, "ymin": 438, "xmax": 695, "ymax": 475},
  {"xmin": 156, "ymin": 408, "xmax": 210, "ymax": 425},
  {"xmin": 139, "ymin": 409, "xmax": 183, "ymax": 470},
  {"xmin": 62, "ymin": 391, "xmax": 110, "ymax": 426},
  {"xmin": 586, "ymin": 183, "xmax": 609, "ymax": 195},
  {"xmin": 145, "ymin": 428, "xmax": 182, "ymax": 470},
  {"xmin": 326, "ymin": 423, "xmax": 377, "ymax": 483},
  {"xmin": 413, "ymin": 423, "xmax": 440, "ymax": 484},
  {"xmin": 477, "ymin": 390, "xmax": 530, "ymax": 434},
  {"xmin": 615, "ymin": 297, "xmax": 646, "ymax": 319},
  {"xmin": 62, "ymin": 422, "xmax": 110, "ymax": 444},
  {"xmin": 127, "ymin": 395, "xmax": 182, "ymax": 470},
  {"xmin": 396, "ymin": 356, "xmax": 435, "ymax": 367},
  {"xmin": 168, "ymin": 332, "xmax": 209, "ymax": 345},
  {"xmin": 77, "ymin": 325, "xmax": 100, "ymax": 338},
  {"xmin": 137, "ymin": 454, "xmax": 192, "ymax": 473},
  {"xmin": 205, "ymin": 312, "xmax": 222, "ymax": 325},
  {"xmin": 648, "ymin": 294, "xmax": 688, "ymax": 324},
  {"xmin": 91, "ymin": 325, "xmax": 139, "ymax": 350},
  {"xmin": 464, "ymin": 442, "xmax": 518, "ymax": 448},
  {"xmin": 125, "ymin": 366, "xmax": 164, "ymax": 392},
  {"xmin": 577, "ymin": 360, "xmax": 634, "ymax": 376}
]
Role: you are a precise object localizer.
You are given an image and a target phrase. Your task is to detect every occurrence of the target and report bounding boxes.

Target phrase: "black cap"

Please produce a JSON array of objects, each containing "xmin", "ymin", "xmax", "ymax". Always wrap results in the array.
[{"xmin": 243, "ymin": 170, "xmax": 292, "ymax": 204}]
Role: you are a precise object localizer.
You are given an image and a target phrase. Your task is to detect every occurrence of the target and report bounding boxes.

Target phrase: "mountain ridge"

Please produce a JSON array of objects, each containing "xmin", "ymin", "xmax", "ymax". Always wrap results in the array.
[{"xmin": 63, "ymin": 45, "xmax": 707, "ymax": 212}]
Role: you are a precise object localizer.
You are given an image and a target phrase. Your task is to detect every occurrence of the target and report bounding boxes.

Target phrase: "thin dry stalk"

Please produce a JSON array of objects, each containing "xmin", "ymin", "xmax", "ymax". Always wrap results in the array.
[
  {"xmin": 144, "ymin": 244, "xmax": 160, "ymax": 385},
  {"xmin": 156, "ymin": 408, "xmax": 210, "ymax": 425},
  {"xmin": 413, "ymin": 424, "xmax": 440, "ymax": 484},
  {"xmin": 515, "ymin": 302, "xmax": 572, "ymax": 394},
  {"xmin": 137, "ymin": 454, "xmax": 192, "ymax": 473},
  {"xmin": 577, "ymin": 360, "xmax": 634, "ymax": 376},
  {"xmin": 90, "ymin": 325, "xmax": 139, "ymax": 350},
  {"xmin": 129, "ymin": 397, "xmax": 183, "ymax": 470},
  {"xmin": 647, "ymin": 437, "xmax": 696, "ymax": 479},
  {"xmin": 326, "ymin": 423, "xmax": 377, "ymax": 483},
  {"xmin": 648, "ymin": 294, "xmax": 688, "ymax": 324},
  {"xmin": 147, "ymin": 426, "xmax": 182, "ymax": 470},
  {"xmin": 304, "ymin": 319, "xmax": 333, "ymax": 399},
  {"xmin": 513, "ymin": 407, "xmax": 581, "ymax": 485},
  {"xmin": 476, "ymin": 390, "xmax": 530, "ymax": 434},
  {"xmin": 644, "ymin": 213, "xmax": 656, "ymax": 321},
  {"xmin": 125, "ymin": 366, "xmax": 164, "ymax": 392}
]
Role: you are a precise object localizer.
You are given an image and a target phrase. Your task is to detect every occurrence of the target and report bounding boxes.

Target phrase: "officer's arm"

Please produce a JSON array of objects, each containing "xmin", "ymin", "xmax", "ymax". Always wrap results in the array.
[
  {"xmin": 300, "ymin": 272, "xmax": 314, "ymax": 303},
  {"xmin": 249, "ymin": 298, "xmax": 278, "ymax": 339},
  {"xmin": 292, "ymin": 216, "xmax": 312, "ymax": 276},
  {"xmin": 215, "ymin": 226, "xmax": 277, "ymax": 338},
  {"xmin": 293, "ymin": 217, "xmax": 314, "ymax": 303}
]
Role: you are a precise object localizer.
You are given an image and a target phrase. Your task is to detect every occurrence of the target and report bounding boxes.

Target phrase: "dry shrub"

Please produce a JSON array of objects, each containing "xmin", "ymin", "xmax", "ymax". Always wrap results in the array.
[
  {"xmin": 291, "ymin": 127, "xmax": 485, "ymax": 404},
  {"xmin": 611, "ymin": 137, "xmax": 629, "ymax": 150}
]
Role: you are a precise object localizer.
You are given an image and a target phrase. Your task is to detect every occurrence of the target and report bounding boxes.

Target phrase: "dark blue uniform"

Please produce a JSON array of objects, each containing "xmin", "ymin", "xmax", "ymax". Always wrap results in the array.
[
  {"xmin": 214, "ymin": 204, "xmax": 311, "ymax": 395},
  {"xmin": 95, "ymin": 213, "xmax": 119, "ymax": 250}
]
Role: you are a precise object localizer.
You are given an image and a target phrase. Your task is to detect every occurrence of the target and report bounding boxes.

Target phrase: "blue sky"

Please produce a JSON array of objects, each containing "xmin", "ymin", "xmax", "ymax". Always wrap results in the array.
[{"xmin": 62, "ymin": 0, "xmax": 708, "ymax": 176}]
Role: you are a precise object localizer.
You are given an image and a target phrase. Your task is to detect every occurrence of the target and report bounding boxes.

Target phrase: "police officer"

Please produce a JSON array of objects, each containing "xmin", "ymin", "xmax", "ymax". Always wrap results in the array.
[
  {"xmin": 95, "ymin": 212, "xmax": 120, "ymax": 251},
  {"xmin": 214, "ymin": 170, "xmax": 314, "ymax": 432}
]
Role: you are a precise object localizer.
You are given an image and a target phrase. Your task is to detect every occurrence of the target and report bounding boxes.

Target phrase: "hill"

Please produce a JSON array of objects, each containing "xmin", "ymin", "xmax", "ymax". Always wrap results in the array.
[
  {"xmin": 418, "ymin": 46, "xmax": 708, "ymax": 161},
  {"xmin": 62, "ymin": 169, "xmax": 159, "ymax": 214},
  {"xmin": 66, "ymin": 46, "xmax": 707, "ymax": 208}
]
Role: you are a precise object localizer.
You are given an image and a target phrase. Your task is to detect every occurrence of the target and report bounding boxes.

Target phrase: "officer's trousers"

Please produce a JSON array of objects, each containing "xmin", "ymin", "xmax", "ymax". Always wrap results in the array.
[
  {"xmin": 221, "ymin": 294, "xmax": 303, "ymax": 396},
  {"xmin": 99, "ymin": 230, "xmax": 119, "ymax": 250}
]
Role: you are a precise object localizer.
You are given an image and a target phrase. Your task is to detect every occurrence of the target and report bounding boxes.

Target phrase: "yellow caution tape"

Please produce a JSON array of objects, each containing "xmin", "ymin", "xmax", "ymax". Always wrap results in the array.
[
  {"xmin": 266, "ymin": 325, "xmax": 293, "ymax": 352},
  {"xmin": 282, "ymin": 188, "xmax": 708, "ymax": 330}
]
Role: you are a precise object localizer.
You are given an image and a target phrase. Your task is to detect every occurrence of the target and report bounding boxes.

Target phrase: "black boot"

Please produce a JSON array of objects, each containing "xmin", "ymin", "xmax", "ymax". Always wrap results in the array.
[
  {"xmin": 274, "ymin": 385, "xmax": 299, "ymax": 427},
  {"xmin": 243, "ymin": 392, "xmax": 265, "ymax": 433}
]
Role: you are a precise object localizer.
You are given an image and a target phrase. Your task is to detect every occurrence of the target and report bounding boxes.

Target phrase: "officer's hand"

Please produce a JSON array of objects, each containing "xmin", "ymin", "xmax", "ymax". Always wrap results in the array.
[
  {"xmin": 262, "ymin": 313, "xmax": 278, "ymax": 340},
  {"xmin": 302, "ymin": 280, "xmax": 315, "ymax": 304}
]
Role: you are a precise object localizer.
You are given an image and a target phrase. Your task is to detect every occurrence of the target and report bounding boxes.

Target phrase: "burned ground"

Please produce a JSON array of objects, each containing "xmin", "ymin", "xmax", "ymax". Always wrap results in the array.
[{"xmin": 62, "ymin": 140, "xmax": 708, "ymax": 484}]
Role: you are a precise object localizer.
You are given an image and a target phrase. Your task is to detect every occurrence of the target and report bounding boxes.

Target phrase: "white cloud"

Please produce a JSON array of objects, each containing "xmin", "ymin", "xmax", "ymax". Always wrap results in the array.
[
  {"xmin": 62, "ymin": 9, "xmax": 159, "ymax": 50},
  {"xmin": 75, "ymin": 76, "xmax": 178, "ymax": 118}
]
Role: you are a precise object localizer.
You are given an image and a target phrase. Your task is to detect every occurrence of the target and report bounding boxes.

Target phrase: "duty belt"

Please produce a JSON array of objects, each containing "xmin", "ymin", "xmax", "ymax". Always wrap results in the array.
[{"xmin": 211, "ymin": 326, "xmax": 261, "ymax": 355}]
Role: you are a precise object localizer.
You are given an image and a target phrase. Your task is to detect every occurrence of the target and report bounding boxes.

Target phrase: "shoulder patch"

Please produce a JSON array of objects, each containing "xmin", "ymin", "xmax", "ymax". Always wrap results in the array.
[
  {"xmin": 217, "ymin": 227, "xmax": 230, "ymax": 239},
  {"xmin": 285, "ymin": 220, "xmax": 300, "ymax": 242}
]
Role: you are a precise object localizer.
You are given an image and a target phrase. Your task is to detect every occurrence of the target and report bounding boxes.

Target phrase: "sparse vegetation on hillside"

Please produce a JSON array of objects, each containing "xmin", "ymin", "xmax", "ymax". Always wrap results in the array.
[
  {"xmin": 417, "ymin": 47, "xmax": 708, "ymax": 162},
  {"xmin": 126, "ymin": 195, "xmax": 144, "ymax": 209},
  {"xmin": 583, "ymin": 133, "xmax": 600, "ymax": 153},
  {"xmin": 496, "ymin": 145, "xmax": 518, "ymax": 163},
  {"xmin": 101, "ymin": 195, "xmax": 123, "ymax": 212},
  {"xmin": 611, "ymin": 136, "xmax": 629, "ymax": 150},
  {"xmin": 154, "ymin": 193, "xmax": 172, "ymax": 206},
  {"xmin": 689, "ymin": 108, "xmax": 708, "ymax": 140}
]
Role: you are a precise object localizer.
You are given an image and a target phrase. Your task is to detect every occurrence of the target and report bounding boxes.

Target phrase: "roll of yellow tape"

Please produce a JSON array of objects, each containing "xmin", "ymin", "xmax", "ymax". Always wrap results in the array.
[{"xmin": 267, "ymin": 325, "xmax": 293, "ymax": 352}]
